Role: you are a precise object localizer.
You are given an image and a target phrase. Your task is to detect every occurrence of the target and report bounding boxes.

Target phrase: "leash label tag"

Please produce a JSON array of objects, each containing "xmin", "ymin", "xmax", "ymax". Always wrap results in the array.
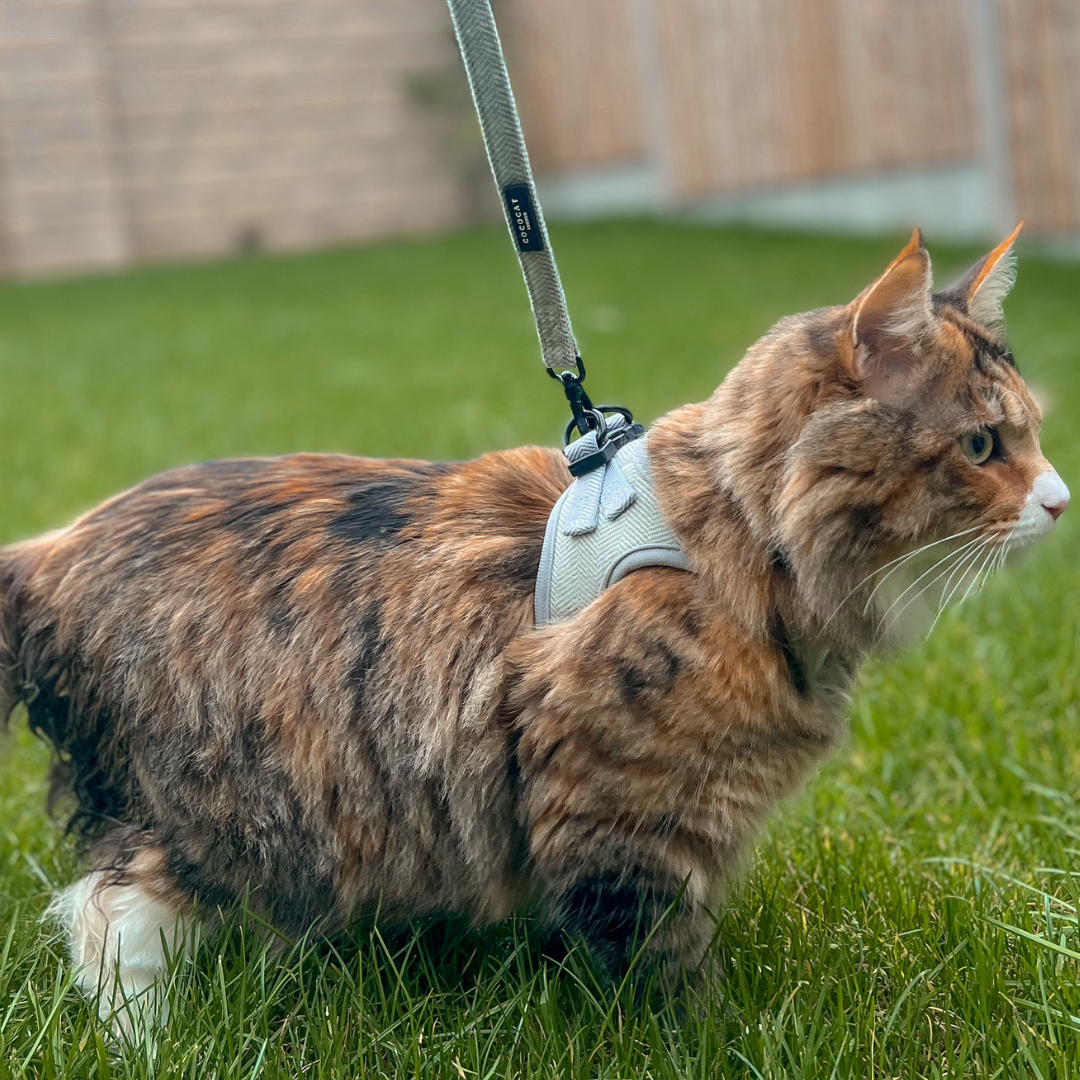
[{"xmin": 503, "ymin": 184, "xmax": 545, "ymax": 252}]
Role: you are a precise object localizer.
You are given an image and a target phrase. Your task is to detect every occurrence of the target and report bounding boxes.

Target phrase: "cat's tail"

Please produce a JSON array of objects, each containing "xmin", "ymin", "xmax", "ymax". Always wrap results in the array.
[
  {"xmin": 0, "ymin": 552, "xmax": 19, "ymax": 733},
  {"xmin": 0, "ymin": 538, "xmax": 133, "ymax": 842}
]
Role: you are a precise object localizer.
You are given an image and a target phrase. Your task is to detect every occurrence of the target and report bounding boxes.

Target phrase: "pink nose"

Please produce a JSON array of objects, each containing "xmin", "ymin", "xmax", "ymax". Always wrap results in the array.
[
  {"xmin": 1035, "ymin": 469, "xmax": 1070, "ymax": 522},
  {"xmin": 1044, "ymin": 498, "xmax": 1067, "ymax": 521}
]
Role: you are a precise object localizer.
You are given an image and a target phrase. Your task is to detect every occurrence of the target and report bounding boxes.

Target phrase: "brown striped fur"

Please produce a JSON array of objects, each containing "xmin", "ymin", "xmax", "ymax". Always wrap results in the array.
[{"xmin": 1, "ymin": 230, "xmax": 1066, "ymax": 1009}]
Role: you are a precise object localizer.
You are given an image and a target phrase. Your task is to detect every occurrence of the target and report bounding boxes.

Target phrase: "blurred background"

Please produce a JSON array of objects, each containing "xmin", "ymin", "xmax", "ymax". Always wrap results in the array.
[{"xmin": 0, "ymin": 0, "xmax": 1076, "ymax": 279}]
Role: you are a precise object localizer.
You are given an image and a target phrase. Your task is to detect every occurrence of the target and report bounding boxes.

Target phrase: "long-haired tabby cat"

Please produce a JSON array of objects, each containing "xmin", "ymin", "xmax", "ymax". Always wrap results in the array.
[{"xmin": 0, "ymin": 228, "xmax": 1067, "ymax": 1030}]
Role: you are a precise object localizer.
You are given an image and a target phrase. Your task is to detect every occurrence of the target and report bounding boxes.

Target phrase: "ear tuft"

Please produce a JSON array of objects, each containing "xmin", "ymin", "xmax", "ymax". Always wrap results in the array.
[
  {"xmin": 965, "ymin": 222, "xmax": 1022, "ymax": 331},
  {"xmin": 850, "ymin": 230, "xmax": 934, "ymax": 402}
]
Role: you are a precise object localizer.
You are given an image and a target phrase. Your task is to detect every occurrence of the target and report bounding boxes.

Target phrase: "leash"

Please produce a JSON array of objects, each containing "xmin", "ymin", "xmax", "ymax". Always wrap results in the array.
[{"xmin": 446, "ymin": 0, "xmax": 642, "ymax": 475}]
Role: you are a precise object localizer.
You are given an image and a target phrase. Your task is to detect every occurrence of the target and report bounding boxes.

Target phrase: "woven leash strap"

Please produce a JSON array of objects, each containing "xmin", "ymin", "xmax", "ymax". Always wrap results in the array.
[{"xmin": 446, "ymin": 0, "xmax": 579, "ymax": 374}]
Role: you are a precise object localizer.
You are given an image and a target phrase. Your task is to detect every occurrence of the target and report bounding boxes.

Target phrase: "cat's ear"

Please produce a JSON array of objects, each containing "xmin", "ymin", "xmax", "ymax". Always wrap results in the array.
[
  {"xmin": 951, "ymin": 222, "xmax": 1022, "ymax": 332},
  {"xmin": 851, "ymin": 228, "xmax": 934, "ymax": 403}
]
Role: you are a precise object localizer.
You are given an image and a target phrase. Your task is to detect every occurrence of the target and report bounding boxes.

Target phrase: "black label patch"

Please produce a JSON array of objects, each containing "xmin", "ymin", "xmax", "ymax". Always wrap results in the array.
[{"xmin": 503, "ymin": 184, "xmax": 545, "ymax": 252}]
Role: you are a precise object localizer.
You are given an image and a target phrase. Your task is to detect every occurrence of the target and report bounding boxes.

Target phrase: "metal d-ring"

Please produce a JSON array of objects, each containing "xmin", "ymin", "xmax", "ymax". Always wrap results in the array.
[
  {"xmin": 593, "ymin": 405, "xmax": 635, "ymax": 427},
  {"xmin": 562, "ymin": 407, "xmax": 607, "ymax": 449}
]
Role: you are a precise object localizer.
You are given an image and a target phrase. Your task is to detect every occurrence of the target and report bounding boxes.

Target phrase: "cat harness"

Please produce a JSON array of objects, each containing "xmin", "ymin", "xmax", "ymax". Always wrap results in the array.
[{"xmin": 534, "ymin": 417, "xmax": 693, "ymax": 626}]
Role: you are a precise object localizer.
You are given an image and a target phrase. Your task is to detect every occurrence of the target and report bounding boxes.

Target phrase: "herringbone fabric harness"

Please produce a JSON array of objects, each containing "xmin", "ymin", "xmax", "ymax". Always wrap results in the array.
[{"xmin": 535, "ymin": 435, "xmax": 692, "ymax": 626}]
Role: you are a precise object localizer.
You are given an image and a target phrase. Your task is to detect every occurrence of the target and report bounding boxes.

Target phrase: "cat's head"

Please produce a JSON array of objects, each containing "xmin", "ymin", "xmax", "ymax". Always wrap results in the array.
[{"xmin": 710, "ymin": 227, "xmax": 1068, "ymax": 650}]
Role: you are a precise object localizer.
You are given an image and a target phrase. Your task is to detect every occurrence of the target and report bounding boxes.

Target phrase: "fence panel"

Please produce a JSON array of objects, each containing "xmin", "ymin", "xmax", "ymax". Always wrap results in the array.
[
  {"xmin": 507, "ymin": 0, "xmax": 979, "ymax": 199},
  {"xmin": 1000, "ymin": 0, "xmax": 1080, "ymax": 231},
  {"xmin": 508, "ymin": 0, "xmax": 646, "ymax": 172}
]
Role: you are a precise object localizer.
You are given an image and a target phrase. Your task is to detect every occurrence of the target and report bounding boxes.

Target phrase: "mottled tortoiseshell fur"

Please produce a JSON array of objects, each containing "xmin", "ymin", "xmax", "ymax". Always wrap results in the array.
[{"xmin": 0, "ymin": 231, "xmax": 1064, "ymax": 989}]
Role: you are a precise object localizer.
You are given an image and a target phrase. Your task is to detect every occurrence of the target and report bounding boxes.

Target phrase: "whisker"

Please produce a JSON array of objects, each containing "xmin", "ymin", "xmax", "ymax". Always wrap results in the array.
[
  {"xmin": 959, "ymin": 538, "xmax": 1005, "ymax": 608},
  {"xmin": 870, "ymin": 525, "xmax": 981, "ymax": 580},
  {"xmin": 874, "ymin": 539, "xmax": 984, "ymax": 639},
  {"xmin": 822, "ymin": 526, "xmax": 982, "ymax": 630},
  {"xmin": 955, "ymin": 552, "xmax": 992, "ymax": 611},
  {"xmin": 980, "ymin": 553, "xmax": 999, "ymax": 591},
  {"xmin": 942, "ymin": 536, "xmax": 995, "ymax": 606},
  {"xmin": 994, "ymin": 539, "xmax": 1011, "ymax": 575},
  {"xmin": 925, "ymin": 537, "xmax": 997, "ymax": 636},
  {"xmin": 860, "ymin": 526, "xmax": 983, "ymax": 616},
  {"xmin": 879, "ymin": 534, "xmax": 1004, "ymax": 644},
  {"xmin": 877, "ymin": 536, "xmax": 984, "ymax": 617},
  {"xmin": 940, "ymin": 542, "xmax": 988, "ymax": 612}
]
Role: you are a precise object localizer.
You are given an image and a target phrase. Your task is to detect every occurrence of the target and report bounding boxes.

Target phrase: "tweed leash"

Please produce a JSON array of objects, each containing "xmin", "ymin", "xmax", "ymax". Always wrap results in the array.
[
  {"xmin": 446, "ymin": 0, "xmax": 645, "ymax": 475},
  {"xmin": 446, "ymin": 0, "xmax": 577, "ymax": 375}
]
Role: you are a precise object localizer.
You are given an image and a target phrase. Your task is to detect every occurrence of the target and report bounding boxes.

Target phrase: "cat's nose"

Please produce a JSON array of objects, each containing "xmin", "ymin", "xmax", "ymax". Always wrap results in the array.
[{"xmin": 1036, "ymin": 468, "xmax": 1069, "ymax": 521}]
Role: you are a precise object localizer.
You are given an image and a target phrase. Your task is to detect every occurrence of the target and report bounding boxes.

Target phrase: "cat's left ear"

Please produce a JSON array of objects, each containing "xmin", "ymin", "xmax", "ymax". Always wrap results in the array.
[
  {"xmin": 851, "ymin": 228, "xmax": 934, "ymax": 403},
  {"xmin": 949, "ymin": 222, "xmax": 1023, "ymax": 332}
]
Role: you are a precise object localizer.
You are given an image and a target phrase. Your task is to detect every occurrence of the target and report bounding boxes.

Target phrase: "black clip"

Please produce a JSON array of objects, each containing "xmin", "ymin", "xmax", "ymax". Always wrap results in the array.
[
  {"xmin": 548, "ymin": 357, "xmax": 596, "ymax": 437},
  {"xmin": 563, "ymin": 408, "xmax": 614, "ymax": 475},
  {"xmin": 549, "ymin": 358, "xmax": 644, "ymax": 476}
]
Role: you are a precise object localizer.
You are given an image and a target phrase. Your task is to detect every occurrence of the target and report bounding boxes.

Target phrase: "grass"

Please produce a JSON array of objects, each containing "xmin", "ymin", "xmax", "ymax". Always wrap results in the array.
[{"xmin": 0, "ymin": 220, "xmax": 1078, "ymax": 1078}]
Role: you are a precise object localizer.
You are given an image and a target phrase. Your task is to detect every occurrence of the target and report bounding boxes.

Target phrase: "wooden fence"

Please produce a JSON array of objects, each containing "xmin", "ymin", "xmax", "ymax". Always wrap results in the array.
[
  {"xmin": 998, "ymin": 0, "xmax": 1080, "ymax": 231},
  {"xmin": 507, "ymin": 0, "xmax": 1080, "ymax": 233},
  {"xmin": 0, "ymin": 0, "xmax": 465, "ymax": 276},
  {"xmin": 0, "ymin": 0, "xmax": 1075, "ymax": 277}
]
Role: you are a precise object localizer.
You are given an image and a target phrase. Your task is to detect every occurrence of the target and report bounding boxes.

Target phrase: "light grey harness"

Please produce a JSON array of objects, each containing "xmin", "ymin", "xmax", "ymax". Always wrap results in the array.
[
  {"xmin": 447, "ymin": 0, "xmax": 694, "ymax": 624},
  {"xmin": 535, "ymin": 427, "xmax": 692, "ymax": 626}
]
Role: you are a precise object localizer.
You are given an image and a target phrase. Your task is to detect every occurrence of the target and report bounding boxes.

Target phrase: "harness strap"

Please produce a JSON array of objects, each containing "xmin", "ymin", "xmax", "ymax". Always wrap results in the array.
[{"xmin": 446, "ymin": 0, "xmax": 578, "ymax": 374}]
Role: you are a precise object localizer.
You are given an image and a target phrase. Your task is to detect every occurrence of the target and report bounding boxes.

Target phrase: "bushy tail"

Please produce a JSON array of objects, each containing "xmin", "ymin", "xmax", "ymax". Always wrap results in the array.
[
  {"xmin": 0, "ymin": 548, "xmax": 127, "ymax": 845},
  {"xmin": 0, "ymin": 557, "xmax": 20, "ymax": 732}
]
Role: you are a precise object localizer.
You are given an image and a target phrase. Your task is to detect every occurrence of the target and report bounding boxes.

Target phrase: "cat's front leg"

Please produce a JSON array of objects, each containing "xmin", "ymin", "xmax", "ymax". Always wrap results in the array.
[
  {"xmin": 508, "ymin": 569, "xmax": 739, "ymax": 981},
  {"xmin": 543, "ymin": 866, "xmax": 716, "ymax": 984}
]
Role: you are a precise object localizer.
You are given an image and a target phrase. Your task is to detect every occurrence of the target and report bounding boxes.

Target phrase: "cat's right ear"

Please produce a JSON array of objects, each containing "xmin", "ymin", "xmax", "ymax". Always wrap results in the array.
[
  {"xmin": 850, "ymin": 228, "xmax": 934, "ymax": 403},
  {"xmin": 948, "ymin": 222, "xmax": 1022, "ymax": 332}
]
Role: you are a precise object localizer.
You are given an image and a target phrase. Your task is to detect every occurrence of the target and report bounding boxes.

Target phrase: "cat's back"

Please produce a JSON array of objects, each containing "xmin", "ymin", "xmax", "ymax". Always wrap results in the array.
[{"xmin": 3, "ymin": 446, "xmax": 569, "ymax": 620}]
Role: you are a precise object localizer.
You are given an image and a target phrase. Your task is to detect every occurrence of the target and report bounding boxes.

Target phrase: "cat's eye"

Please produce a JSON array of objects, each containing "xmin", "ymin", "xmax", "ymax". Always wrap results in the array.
[{"xmin": 960, "ymin": 428, "xmax": 996, "ymax": 465}]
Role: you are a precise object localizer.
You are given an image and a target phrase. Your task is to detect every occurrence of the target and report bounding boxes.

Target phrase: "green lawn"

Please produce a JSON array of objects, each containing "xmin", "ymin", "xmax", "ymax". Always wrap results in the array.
[{"xmin": 0, "ymin": 221, "xmax": 1078, "ymax": 1078}]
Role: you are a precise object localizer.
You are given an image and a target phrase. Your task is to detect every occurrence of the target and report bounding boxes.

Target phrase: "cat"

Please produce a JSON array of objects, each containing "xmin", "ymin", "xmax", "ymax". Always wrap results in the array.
[{"xmin": 0, "ymin": 227, "xmax": 1067, "ymax": 1033}]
